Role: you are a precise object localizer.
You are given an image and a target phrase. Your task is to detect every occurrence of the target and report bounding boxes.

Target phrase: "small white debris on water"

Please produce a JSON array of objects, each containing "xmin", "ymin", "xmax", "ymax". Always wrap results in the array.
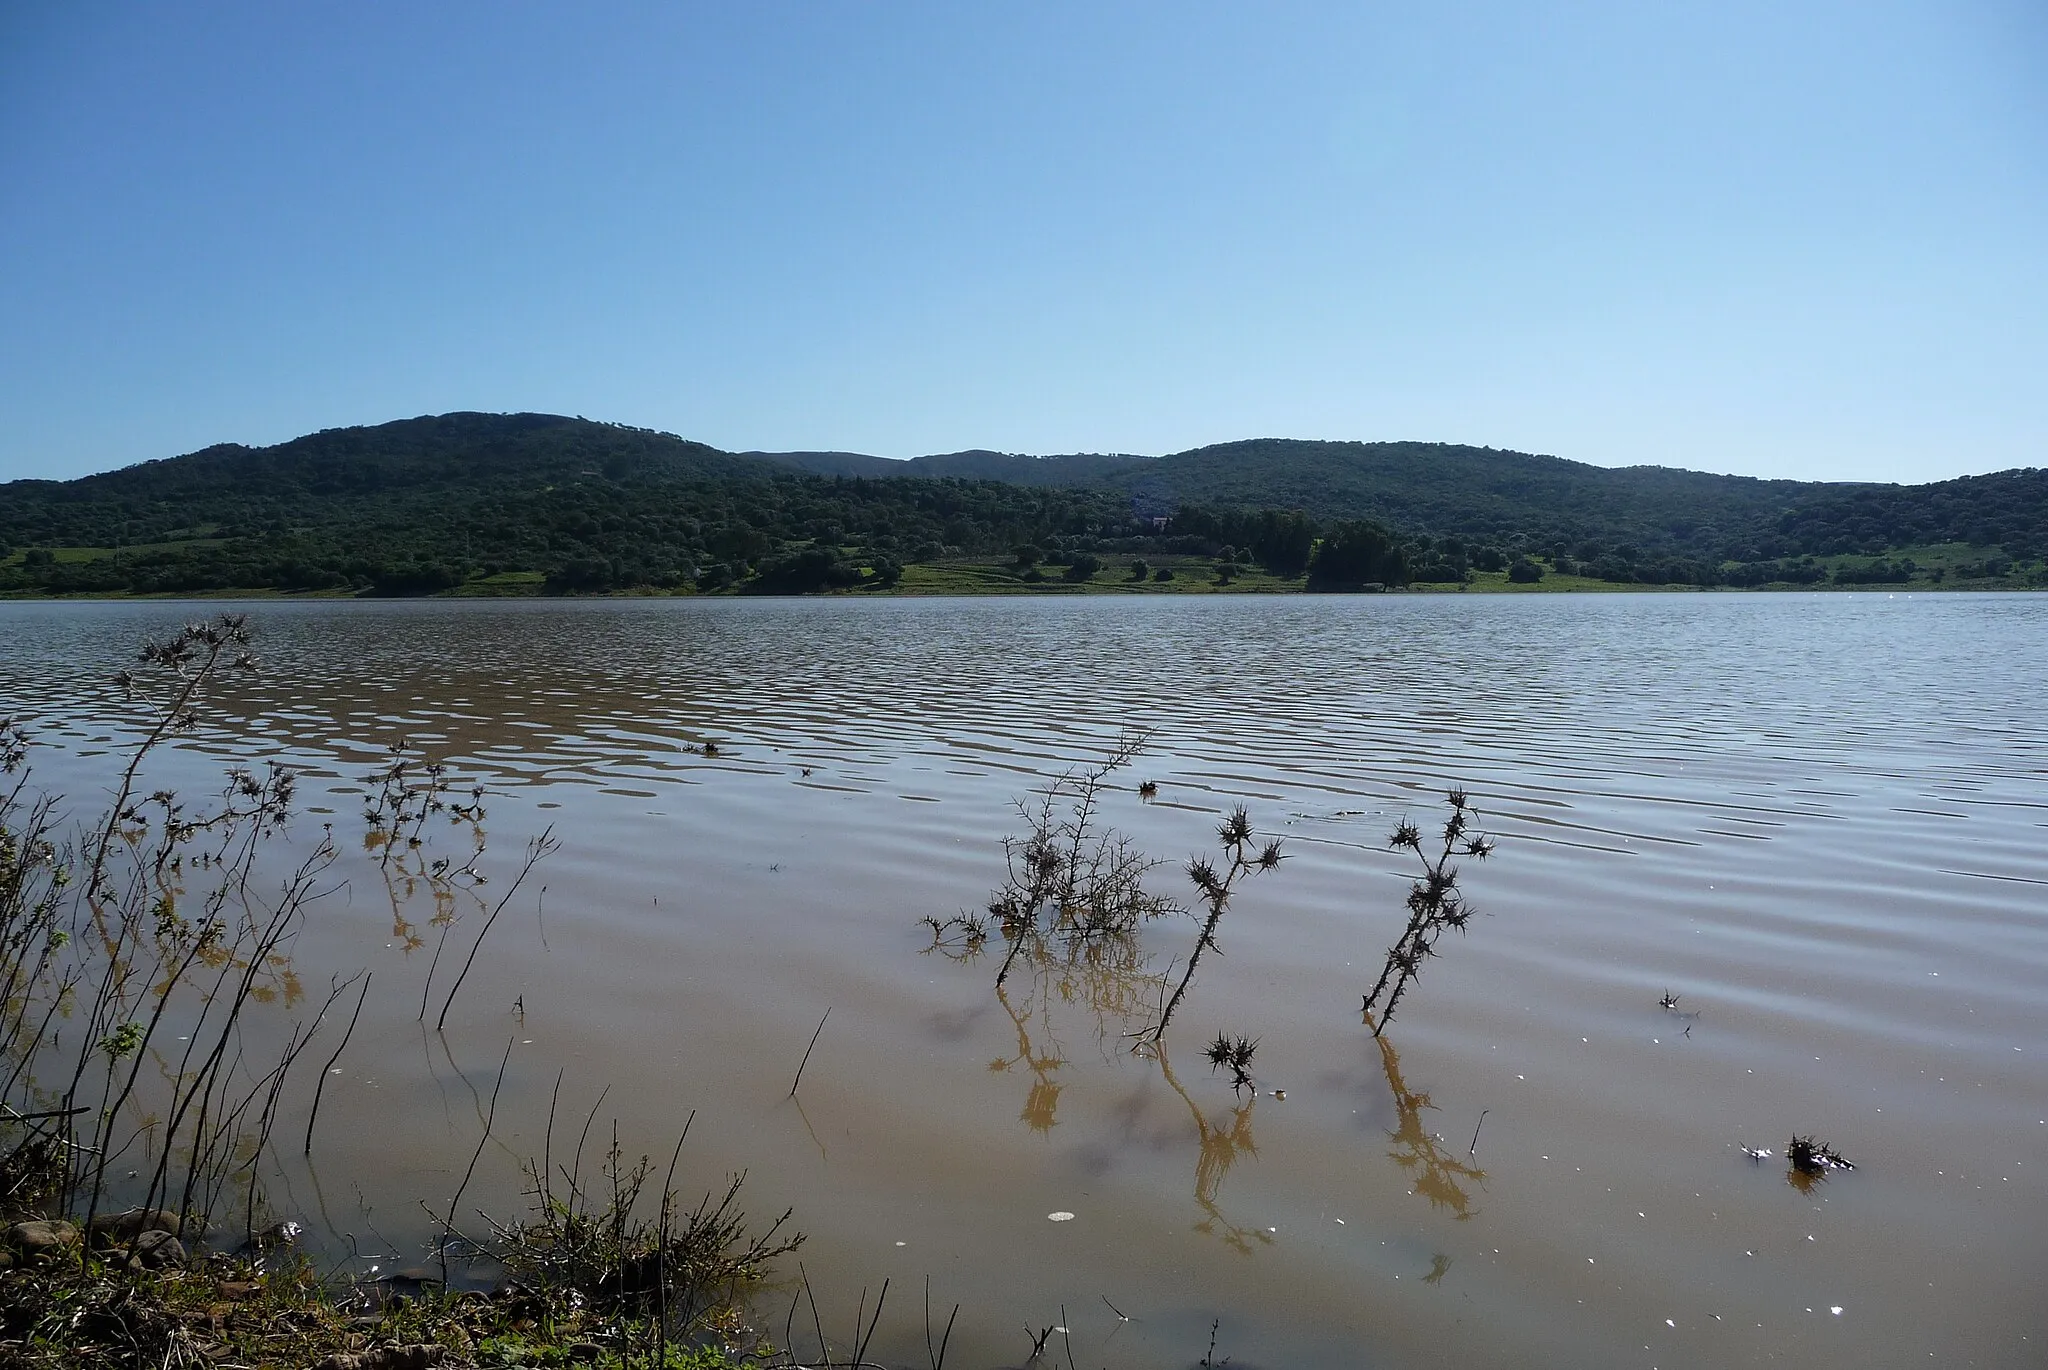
[
  {"xmin": 894, "ymin": 1241, "xmax": 906, "ymax": 1247},
  {"xmin": 1047, "ymin": 1211, "xmax": 1075, "ymax": 1222},
  {"xmin": 1831, "ymin": 1306, "xmax": 1844, "ymax": 1316}
]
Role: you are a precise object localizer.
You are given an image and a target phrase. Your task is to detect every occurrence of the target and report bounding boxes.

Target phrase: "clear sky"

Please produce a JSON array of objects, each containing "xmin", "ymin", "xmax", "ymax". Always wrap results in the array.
[{"xmin": 2, "ymin": 2, "xmax": 2042, "ymax": 485}]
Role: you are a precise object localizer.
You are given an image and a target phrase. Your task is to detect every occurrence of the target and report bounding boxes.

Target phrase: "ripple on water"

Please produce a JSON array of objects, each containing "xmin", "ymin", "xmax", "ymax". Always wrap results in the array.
[{"xmin": 1, "ymin": 593, "xmax": 2044, "ymax": 1369}]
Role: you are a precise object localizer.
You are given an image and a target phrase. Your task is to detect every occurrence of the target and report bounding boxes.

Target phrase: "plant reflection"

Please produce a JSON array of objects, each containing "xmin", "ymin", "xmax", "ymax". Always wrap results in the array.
[
  {"xmin": 1153, "ymin": 1043, "xmax": 1269, "ymax": 1255},
  {"xmin": 358, "ymin": 744, "xmax": 491, "ymax": 963},
  {"xmin": 925, "ymin": 914, "xmax": 1272, "ymax": 1252},
  {"xmin": 1375, "ymin": 1033, "xmax": 1485, "ymax": 1220},
  {"xmin": 939, "ymin": 913, "xmax": 1168, "ymax": 1135}
]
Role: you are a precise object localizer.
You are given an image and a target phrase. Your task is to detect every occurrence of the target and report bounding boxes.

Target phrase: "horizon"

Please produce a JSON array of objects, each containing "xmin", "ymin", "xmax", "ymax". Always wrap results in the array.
[
  {"xmin": 3, "ymin": 4, "xmax": 2043, "ymax": 486},
  {"xmin": 11, "ymin": 408, "xmax": 2020, "ymax": 493}
]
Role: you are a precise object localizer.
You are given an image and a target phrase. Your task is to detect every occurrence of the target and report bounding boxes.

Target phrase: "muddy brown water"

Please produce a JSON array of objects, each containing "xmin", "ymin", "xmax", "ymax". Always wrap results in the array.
[{"xmin": 2, "ymin": 594, "xmax": 2044, "ymax": 1368}]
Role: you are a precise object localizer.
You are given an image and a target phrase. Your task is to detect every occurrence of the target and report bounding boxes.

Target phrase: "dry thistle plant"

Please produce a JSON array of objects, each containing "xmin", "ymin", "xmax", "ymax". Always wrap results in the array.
[
  {"xmin": 1203, "ymin": 1032, "xmax": 1259, "ymax": 1093},
  {"xmin": 986, "ymin": 732, "xmax": 1181, "ymax": 986},
  {"xmin": 1362, "ymin": 788, "xmax": 1496, "ymax": 1034},
  {"xmin": 1149, "ymin": 804, "xmax": 1285, "ymax": 1041},
  {"xmin": 953, "ymin": 735, "xmax": 1288, "ymax": 1047},
  {"xmin": 1786, "ymin": 1135, "xmax": 1856, "ymax": 1177}
]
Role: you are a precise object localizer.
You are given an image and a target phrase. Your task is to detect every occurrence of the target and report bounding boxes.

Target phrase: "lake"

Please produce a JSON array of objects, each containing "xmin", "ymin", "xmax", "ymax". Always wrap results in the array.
[{"xmin": 2, "ymin": 593, "xmax": 2044, "ymax": 1368}]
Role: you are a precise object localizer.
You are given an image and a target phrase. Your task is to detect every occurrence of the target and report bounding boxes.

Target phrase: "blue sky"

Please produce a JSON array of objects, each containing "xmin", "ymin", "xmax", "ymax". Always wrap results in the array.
[{"xmin": 2, "ymin": 2, "xmax": 2042, "ymax": 484}]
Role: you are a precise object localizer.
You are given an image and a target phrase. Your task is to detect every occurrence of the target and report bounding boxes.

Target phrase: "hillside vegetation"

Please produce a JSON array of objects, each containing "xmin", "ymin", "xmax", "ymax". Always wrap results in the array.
[{"xmin": 2, "ymin": 413, "xmax": 2042, "ymax": 596}]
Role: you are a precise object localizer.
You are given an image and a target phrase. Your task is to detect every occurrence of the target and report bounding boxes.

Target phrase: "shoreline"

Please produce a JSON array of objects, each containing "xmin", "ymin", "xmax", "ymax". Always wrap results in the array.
[{"xmin": 3, "ymin": 580, "xmax": 2041, "ymax": 604}]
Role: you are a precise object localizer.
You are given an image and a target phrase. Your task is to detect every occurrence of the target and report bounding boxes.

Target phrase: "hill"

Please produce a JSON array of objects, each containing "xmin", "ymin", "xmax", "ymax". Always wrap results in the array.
[
  {"xmin": 1, "ymin": 412, "xmax": 2041, "ymax": 595},
  {"xmin": 1114, "ymin": 439, "xmax": 1825, "ymax": 562},
  {"xmin": 755, "ymin": 436, "xmax": 2048, "ymax": 566},
  {"xmin": 0, "ymin": 414, "xmax": 1147, "ymax": 596}
]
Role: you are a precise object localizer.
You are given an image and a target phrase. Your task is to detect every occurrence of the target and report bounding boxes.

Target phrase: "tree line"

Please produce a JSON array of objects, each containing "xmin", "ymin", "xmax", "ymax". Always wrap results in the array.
[{"xmin": 3, "ymin": 413, "xmax": 2041, "ymax": 596}]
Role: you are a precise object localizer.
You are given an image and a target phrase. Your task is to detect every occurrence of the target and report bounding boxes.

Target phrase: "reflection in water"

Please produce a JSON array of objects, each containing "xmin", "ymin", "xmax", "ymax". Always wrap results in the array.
[
  {"xmin": 1153, "ymin": 1044, "xmax": 1267, "ymax": 1256},
  {"xmin": 992, "ymin": 981, "xmax": 1065, "ymax": 1135},
  {"xmin": 357, "ymin": 743, "xmax": 494, "ymax": 967},
  {"xmin": 1376, "ymin": 1034, "xmax": 1486, "ymax": 1220},
  {"xmin": 931, "ymin": 907, "xmax": 1169, "ymax": 1137},
  {"xmin": 928, "ymin": 909, "xmax": 1270, "ymax": 1251}
]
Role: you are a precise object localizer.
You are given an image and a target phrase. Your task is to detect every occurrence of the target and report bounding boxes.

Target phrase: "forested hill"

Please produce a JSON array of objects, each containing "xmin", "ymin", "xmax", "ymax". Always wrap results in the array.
[
  {"xmin": 1, "ymin": 411, "xmax": 2041, "ymax": 596},
  {"xmin": 756, "ymin": 435, "xmax": 2047, "ymax": 566},
  {"xmin": 0, "ymin": 413, "xmax": 1153, "ymax": 595},
  {"xmin": 1115, "ymin": 439, "xmax": 1822, "ymax": 561}
]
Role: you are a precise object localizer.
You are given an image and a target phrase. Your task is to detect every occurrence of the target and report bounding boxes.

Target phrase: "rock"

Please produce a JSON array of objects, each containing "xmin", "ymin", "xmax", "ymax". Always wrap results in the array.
[
  {"xmin": 0, "ymin": 1250, "xmax": 15, "ymax": 1270},
  {"xmin": 86, "ymin": 1207, "xmax": 199, "ymax": 1244},
  {"xmin": 6, "ymin": 1219, "xmax": 79, "ymax": 1260},
  {"xmin": 369, "ymin": 1268, "xmax": 446, "ymax": 1304},
  {"xmin": 128, "ymin": 1229, "xmax": 187, "ymax": 1270}
]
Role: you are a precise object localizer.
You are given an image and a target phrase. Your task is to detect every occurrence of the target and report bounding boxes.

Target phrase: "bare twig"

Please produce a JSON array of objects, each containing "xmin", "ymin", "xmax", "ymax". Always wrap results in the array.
[
  {"xmin": 437, "ymin": 827, "xmax": 556, "ymax": 1031},
  {"xmin": 789, "ymin": 1007, "xmax": 831, "ymax": 1098},
  {"xmin": 305, "ymin": 971, "xmax": 372, "ymax": 1155},
  {"xmin": 440, "ymin": 1036, "xmax": 514, "ymax": 1283}
]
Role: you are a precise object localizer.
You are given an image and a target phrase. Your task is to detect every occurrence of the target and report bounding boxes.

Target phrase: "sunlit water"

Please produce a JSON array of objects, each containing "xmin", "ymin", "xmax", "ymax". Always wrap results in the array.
[{"xmin": 2, "ymin": 594, "xmax": 2044, "ymax": 1368}]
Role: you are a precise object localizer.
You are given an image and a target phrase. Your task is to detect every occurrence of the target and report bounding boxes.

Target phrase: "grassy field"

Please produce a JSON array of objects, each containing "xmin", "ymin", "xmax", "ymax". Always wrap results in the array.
[
  {"xmin": 5, "ymin": 544, "xmax": 2041, "ymax": 599},
  {"xmin": 1, "ymin": 538, "xmax": 229, "ymax": 566},
  {"xmin": 895, "ymin": 553, "xmax": 1300, "ymax": 595}
]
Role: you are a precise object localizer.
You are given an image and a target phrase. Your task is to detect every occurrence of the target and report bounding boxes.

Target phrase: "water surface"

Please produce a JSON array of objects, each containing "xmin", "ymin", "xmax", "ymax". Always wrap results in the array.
[{"xmin": 3, "ymin": 593, "xmax": 2043, "ymax": 1368}]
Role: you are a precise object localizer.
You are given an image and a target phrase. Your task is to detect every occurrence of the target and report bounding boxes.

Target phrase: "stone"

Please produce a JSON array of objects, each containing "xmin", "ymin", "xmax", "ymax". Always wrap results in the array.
[
  {"xmin": 86, "ymin": 1207, "xmax": 193, "ymax": 1244},
  {"xmin": 6, "ymin": 1219, "xmax": 79, "ymax": 1260},
  {"xmin": 129, "ymin": 1229, "xmax": 187, "ymax": 1270}
]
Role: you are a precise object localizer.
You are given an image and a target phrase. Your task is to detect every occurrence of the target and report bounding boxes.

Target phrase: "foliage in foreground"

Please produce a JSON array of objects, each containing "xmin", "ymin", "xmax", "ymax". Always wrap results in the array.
[{"xmin": 0, "ymin": 615, "xmax": 802, "ymax": 1370}]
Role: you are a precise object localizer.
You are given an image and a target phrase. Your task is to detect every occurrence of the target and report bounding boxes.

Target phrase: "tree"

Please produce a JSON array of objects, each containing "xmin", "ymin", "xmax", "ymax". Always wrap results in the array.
[
  {"xmin": 1062, "ymin": 553, "xmax": 1102, "ymax": 582},
  {"xmin": 1251, "ymin": 511, "xmax": 1316, "ymax": 577},
  {"xmin": 1307, "ymin": 519, "xmax": 1409, "ymax": 590},
  {"xmin": 1507, "ymin": 558, "xmax": 1543, "ymax": 583},
  {"xmin": 750, "ymin": 547, "xmax": 862, "ymax": 594},
  {"xmin": 1128, "ymin": 558, "xmax": 1150, "ymax": 581}
]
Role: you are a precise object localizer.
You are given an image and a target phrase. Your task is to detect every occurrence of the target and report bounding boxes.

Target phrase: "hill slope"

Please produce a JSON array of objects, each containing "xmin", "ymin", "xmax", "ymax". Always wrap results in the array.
[
  {"xmin": 0, "ymin": 414, "xmax": 1148, "ymax": 595},
  {"xmin": 1112, "ymin": 439, "xmax": 1830, "ymax": 561},
  {"xmin": 1, "ymin": 412, "xmax": 2041, "ymax": 594}
]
